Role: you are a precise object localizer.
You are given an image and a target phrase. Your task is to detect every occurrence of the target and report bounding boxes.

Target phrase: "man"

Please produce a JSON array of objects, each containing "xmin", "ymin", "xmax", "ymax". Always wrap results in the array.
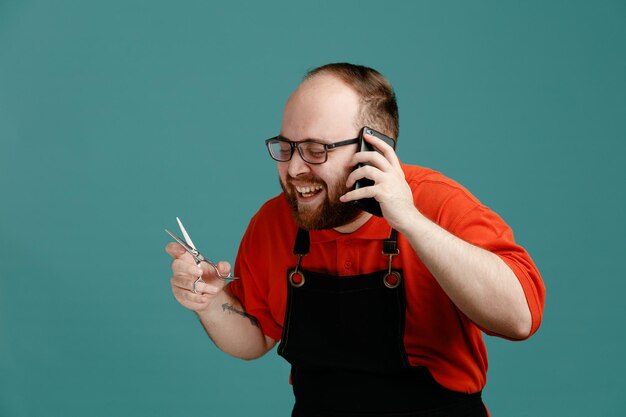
[{"xmin": 166, "ymin": 63, "xmax": 545, "ymax": 416}]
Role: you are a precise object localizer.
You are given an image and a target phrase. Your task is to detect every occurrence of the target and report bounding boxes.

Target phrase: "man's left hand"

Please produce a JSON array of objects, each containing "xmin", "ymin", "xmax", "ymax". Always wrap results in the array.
[{"xmin": 340, "ymin": 132, "xmax": 419, "ymax": 231}]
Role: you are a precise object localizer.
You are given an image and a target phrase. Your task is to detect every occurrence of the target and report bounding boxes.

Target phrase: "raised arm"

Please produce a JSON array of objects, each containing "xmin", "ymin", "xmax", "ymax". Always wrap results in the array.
[{"xmin": 341, "ymin": 133, "xmax": 535, "ymax": 339}]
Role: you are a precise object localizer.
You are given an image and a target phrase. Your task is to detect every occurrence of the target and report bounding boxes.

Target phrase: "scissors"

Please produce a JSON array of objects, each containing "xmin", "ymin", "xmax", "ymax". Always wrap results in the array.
[{"xmin": 165, "ymin": 217, "xmax": 238, "ymax": 294}]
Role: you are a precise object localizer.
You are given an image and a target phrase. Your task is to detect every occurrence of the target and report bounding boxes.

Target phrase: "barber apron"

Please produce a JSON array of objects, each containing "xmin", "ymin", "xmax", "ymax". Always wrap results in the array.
[{"xmin": 278, "ymin": 229, "xmax": 488, "ymax": 417}]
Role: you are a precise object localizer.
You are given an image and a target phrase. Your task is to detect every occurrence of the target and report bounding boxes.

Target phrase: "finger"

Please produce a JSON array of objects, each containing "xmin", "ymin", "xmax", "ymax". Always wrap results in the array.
[
  {"xmin": 345, "ymin": 164, "xmax": 385, "ymax": 189},
  {"xmin": 171, "ymin": 276, "xmax": 202, "ymax": 295},
  {"xmin": 363, "ymin": 133, "xmax": 402, "ymax": 169},
  {"xmin": 171, "ymin": 275, "xmax": 212, "ymax": 297},
  {"xmin": 351, "ymin": 150, "xmax": 392, "ymax": 172},
  {"xmin": 198, "ymin": 260, "xmax": 232, "ymax": 280},
  {"xmin": 363, "ymin": 132, "xmax": 394, "ymax": 151},
  {"xmin": 171, "ymin": 258, "xmax": 204, "ymax": 277},
  {"xmin": 197, "ymin": 260, "xmax": 219, "ymax": 280},
  {"xmin": 172, "ymin": 286, "xmax": 211, "ymax": 308},
  {"xmin": 170, "ymin": 261, "xmax": 203, "ymax": 292},
  {"xmin": 216, "ymin": 261, "xmax": 232, "ymax": 277},
  {"xmin": 165, "ymin": 242, "xmax": 187, "ymax": 258},
  {"xmin": 170, "ymin": 273, "xmax": 198, "ymax": 292},
  {"xmin": 166, "ymin": 243, "xmax": 197, "ymax": 265},
  {"xmin": 192, "ymin": 279, "xmax": 222, "ymax": 295},
  {"xmin": 340, "ymin": 186, "xmax": 376, "ymax": 203}
]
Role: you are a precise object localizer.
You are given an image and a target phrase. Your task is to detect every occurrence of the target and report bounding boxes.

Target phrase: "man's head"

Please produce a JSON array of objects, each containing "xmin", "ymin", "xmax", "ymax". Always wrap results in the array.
[
  {"xmin": 277, "ymin": 63, "xmax": 399, "ymax": 231},
  {"xmin": 305, "ymin": 63, "xmax": 399, "ymax": 139}
]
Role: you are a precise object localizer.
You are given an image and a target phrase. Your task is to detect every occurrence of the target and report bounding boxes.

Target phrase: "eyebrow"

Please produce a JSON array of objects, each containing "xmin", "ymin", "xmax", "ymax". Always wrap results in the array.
[{"xmin": 277, "ymin": 134, "xmax": 328, "ymax": 143}]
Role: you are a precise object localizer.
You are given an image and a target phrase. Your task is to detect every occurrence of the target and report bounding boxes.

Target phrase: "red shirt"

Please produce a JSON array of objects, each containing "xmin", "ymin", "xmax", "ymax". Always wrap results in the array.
[{"xmin": 228, "ymin": 164, "xmax": 545, "ymax": 393}]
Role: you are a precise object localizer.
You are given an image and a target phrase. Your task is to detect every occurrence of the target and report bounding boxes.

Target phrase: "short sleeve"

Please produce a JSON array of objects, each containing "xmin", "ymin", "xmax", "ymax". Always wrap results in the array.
[{"xmin": 451, "ymin": 204, "xmax": 546, "ymax": 339}]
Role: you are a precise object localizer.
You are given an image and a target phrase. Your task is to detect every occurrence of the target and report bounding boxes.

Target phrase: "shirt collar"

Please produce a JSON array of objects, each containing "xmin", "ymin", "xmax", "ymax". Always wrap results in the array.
[{"xmin": 309, "ymin": 215, "xmax": 393, "ymax": 243}]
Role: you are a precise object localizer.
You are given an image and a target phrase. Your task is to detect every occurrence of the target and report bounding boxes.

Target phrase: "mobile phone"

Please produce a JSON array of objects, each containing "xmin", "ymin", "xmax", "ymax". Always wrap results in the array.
[{"xmin": 352, "ymin": 126, "xmax": 397, "ymax": 217}]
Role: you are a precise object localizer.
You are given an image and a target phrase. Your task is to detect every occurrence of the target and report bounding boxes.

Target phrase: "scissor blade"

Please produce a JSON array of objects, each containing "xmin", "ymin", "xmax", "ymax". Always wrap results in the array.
[
  {"xmin": 176, "ymin": 217, "xmax": 197, "ymax": 250},
  {"xmin": 165, "ymin": 229, "xmax": 198, "ymax": 258}
]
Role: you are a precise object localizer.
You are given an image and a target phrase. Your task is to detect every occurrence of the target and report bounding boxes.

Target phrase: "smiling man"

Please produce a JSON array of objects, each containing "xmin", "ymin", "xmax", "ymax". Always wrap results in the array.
[
  {"xmin": 166, "ymin": 63, "xmax": 546, "ymax": 416},
  {"xmin": 274, "ymin": 72, "xmax": 366, "ymax": 232}
]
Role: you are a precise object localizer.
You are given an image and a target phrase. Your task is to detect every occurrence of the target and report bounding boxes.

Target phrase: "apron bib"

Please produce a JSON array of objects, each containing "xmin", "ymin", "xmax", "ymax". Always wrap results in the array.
[{"xmin": 278, "ymin": 229, "xmax": 487, "ymax": 417}]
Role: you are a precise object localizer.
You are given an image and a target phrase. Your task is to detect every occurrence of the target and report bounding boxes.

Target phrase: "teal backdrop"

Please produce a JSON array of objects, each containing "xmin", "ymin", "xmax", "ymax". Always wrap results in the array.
[{"xmin": 1, "ymin": 1, "xmax": 624, "ymax": 416}]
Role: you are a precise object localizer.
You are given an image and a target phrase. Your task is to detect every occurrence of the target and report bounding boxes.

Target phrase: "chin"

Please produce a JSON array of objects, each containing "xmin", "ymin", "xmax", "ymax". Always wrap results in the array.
[
  {"xmin": 280, "ymin": 175, "xmax": 360, "ymax": 230},
  {"xmin": 294, "ymin": 200, "xmax": 361, "ymax": 231}
]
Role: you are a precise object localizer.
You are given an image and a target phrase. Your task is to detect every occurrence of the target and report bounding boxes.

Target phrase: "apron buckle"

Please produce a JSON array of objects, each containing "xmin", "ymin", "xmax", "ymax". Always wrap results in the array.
[
  {"xmin": 289, "ymin": 254, "xmax": 306, "ymax": 287},
  {"xmin": 382, "ymin": 250, "xmax": 402, "ymax": 289}
]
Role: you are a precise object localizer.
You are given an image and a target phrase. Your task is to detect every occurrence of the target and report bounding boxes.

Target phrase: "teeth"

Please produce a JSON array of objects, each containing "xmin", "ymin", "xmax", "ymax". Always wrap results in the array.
[{"xmin": 295, "ymin": 184, "xmax": 323, "ymax": 195}]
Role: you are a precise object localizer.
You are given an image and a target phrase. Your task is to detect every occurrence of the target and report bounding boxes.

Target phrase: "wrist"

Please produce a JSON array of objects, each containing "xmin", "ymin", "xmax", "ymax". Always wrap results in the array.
[
  {"xmin": 194, "ymin": 292, "xmax": 224, "ymax": 322},
  {"xmin": 390, "ymin": 204, "xmax": 426, "ymax": 235}
]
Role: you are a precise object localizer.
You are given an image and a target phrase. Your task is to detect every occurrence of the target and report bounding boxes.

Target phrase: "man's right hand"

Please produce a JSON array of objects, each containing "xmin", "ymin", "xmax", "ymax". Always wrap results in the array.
[
  {"xmin": 166, "ymin": 242, "xmax": 231, "ymax": 314},
  {"xmin": 165, "ymin": 242, "xmax": 276, "ymax": 359}
]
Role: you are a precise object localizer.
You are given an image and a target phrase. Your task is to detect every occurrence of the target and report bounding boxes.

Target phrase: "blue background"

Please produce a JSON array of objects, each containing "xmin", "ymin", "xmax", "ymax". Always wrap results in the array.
[{"xmin": 1, "ymin": 1, "xmax": 625, "ymax": 415}]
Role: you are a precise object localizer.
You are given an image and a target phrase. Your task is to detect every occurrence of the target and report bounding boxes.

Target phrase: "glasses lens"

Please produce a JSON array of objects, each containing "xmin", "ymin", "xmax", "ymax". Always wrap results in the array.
[
  {"xmin": 299, "ymin": 142, "xmax": 327, "ymax": 164},
  {"xmin": 268, "ymin": 139, "xmax": 292, "ymax": 161}
]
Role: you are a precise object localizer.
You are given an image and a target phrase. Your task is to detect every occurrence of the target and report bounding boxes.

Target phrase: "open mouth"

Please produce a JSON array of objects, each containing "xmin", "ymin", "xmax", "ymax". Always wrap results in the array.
[{"xmin": 295, "ymin": 184, "xmax": 324, "ymax": 199}]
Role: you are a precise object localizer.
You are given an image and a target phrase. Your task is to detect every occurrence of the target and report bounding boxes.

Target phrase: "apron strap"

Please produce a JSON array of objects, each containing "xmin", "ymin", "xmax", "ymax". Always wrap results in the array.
[
  {"xmin": 294, "ymin": 228, "xmax": 310, "ymax": 256},
  {"xmin": 383, "ymin": 228, "xmax": 399, "ymax": 255},
  {"xmin": 382, "ymin": 229, "xmax": 401, "ymax": 289}
]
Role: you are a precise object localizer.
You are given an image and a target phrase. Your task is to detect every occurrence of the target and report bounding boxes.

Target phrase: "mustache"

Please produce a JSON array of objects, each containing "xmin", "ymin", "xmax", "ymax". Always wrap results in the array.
[{"xmin": 285, "ymin": 174, "xmax": 325, "ymax": 187}]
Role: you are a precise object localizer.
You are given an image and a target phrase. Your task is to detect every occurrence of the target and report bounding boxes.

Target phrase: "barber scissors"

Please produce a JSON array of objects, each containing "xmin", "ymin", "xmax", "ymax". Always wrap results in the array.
[{"xmin": 165, "ymin": 217, "xmax": 238, "ymax": 294}]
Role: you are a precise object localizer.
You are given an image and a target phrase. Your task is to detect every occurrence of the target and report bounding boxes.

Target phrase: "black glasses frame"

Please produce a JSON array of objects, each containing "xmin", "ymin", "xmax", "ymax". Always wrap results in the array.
[{"xmin": 265, "ymin": 136, "xmax": 359, "ymax": 164}]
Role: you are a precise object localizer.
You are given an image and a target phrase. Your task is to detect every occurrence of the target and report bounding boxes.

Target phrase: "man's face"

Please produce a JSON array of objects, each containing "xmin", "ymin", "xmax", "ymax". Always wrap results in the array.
[{"xmin": 278, "ymin": 74, "xmax": 362, "ymax": 230}]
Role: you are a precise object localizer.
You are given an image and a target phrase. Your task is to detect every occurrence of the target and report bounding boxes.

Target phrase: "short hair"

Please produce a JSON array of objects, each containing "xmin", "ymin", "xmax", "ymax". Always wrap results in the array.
[{"xmin": 304, "ymin": 63, "xmax": 399, "ymax": 140}]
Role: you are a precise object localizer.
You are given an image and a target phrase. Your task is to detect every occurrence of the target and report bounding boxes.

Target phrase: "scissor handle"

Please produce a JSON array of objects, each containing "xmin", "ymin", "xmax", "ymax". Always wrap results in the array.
[{"xmin": 165, "ymin": 228, "xmax": 238, "ymax": 280}]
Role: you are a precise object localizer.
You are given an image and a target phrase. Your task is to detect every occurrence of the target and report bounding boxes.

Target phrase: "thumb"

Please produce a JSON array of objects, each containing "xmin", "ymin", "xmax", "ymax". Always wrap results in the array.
[
  {"xmin": 199, "ymin": 260, "xmax": 232, "ymax": 280},
  {"xmin": 165, "ymin": 242, "xmax": 188, "ymax": 259},
  {"xmin": 216, "ymin": 261, "xmax": 232, "ymax": 277}
]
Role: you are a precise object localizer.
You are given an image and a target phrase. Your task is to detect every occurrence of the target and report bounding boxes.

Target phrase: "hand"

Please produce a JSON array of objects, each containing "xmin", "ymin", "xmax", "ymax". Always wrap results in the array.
[
  {"xmin": 340, "ymin": 132, "xmax": 419, "ymax": 231},
  {"xmin": 166, "ymin": 242, "xmax": 231, "ymax": 314}
]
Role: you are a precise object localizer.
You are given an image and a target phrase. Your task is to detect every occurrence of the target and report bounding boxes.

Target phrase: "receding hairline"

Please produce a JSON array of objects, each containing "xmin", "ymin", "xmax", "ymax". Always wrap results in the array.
[
  {"xmin": 295, "ymin": 72, "xmax": 375, "ymax": 135},
  {"xmin": 299, "ymin": 63, "xmax": 399, "ymax": 139}
]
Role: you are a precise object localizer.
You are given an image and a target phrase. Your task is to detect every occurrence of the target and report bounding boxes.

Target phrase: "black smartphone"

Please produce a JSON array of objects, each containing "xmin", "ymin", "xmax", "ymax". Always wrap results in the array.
[{"xmin": 352, "ymin": 126, "xmax": 397, "ymax": 217}]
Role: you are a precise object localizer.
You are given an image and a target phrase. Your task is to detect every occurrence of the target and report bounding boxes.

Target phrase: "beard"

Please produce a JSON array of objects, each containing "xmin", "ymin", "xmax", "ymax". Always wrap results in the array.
[{"xmin": 280, "ymin": 169, "xmax": 362, "ymax": 231}]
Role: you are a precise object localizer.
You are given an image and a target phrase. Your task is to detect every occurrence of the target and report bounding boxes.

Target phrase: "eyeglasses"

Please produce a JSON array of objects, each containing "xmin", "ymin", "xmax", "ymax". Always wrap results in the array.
[{"xmin": 265, "ymin": 136, "xmax": 359, "ymax": 164}]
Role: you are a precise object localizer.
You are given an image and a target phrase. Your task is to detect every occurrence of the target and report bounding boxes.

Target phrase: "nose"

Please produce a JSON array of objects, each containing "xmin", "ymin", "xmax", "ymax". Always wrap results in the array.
[{"xmin": 286, "ymin": 148, "xmax": 312, "ymax": 178}]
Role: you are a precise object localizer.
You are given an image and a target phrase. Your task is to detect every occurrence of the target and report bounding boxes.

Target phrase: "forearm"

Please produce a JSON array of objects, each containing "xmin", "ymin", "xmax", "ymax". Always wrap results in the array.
[
  {"xmin": 398, "ymin": 207, "xmax": 532, "ymax": 339},
  {"xmin": 196, "ymin": 289, "xmax": 276, "ymax": 359}
]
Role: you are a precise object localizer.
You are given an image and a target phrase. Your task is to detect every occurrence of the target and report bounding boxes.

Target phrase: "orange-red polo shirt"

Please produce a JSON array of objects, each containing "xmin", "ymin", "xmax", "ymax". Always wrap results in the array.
[{"xmin": 228, "ymin": 164, "xmax": 545, "ymax": 393}]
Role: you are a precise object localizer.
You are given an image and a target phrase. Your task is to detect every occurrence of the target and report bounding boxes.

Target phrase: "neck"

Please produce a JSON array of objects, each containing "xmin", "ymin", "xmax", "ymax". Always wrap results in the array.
[{"xmin": 333, "ymin": 211, "xmax": 372, "ymax": 234}]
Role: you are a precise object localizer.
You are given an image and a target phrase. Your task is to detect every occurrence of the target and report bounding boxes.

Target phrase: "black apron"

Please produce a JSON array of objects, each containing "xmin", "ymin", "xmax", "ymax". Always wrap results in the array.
[{"xmin": 277, "ymin": 229, "xmax": 488, "ymax": 417}]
